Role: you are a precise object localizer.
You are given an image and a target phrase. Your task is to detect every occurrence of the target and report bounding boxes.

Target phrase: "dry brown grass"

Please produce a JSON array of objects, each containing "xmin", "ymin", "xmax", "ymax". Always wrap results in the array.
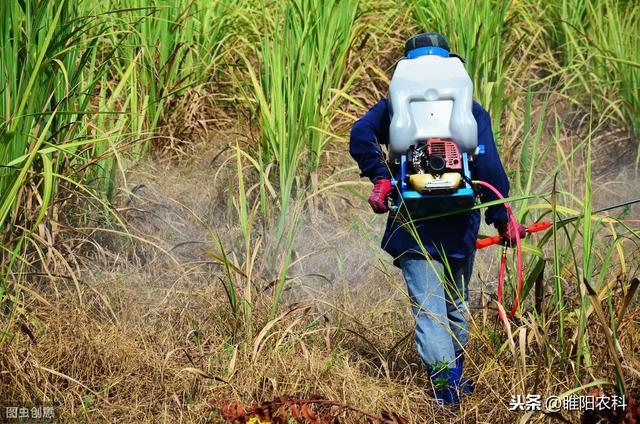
[{"xmin": 3, "ymin": 248, "xmax": 638, "ymax": 423}]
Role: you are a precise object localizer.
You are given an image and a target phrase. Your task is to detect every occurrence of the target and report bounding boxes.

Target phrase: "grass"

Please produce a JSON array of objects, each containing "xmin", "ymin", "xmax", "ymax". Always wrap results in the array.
[
  {"xmin": 241, "ymin": 0, "xmax": 362, "ymax": 233},
  {"xmin": 1, "ymin": 0, "xmax": 640, "ymax": 422},
  {"xmin": 0, "ymin": 1, "xmax": 109, "ymax": 334},
  {"xmin": 548, "ymin": 0, "xmax": 640, "ymax": 152},
  {"xmin": 95, "ymin": 0, "xmax": 238, "ymax": 141},
  {"xmin": 585, "ymin": 0, "xmax": 640, "ymax": 138}
]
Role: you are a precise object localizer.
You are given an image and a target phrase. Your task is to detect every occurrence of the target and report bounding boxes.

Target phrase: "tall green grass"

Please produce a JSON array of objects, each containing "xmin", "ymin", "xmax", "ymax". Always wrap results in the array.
[
  {"xmin": 83, "ymin": 0, "xmax": 239, "ymax": 194},
  {"xmin": 585, "ymin": 0, "xmax": 640, "ymax": 135},
  {"xmin": 1, "ymin": 0, "xmax": 239, "ymax": 237},
  {"xmin": 1, "ymin": 1, "xmax": 100, "ymax": 233},
  {"xmin": 96, "ymin": 0, "xmax": 238, "ymax": 145},
  {"xmin": 0, "ymin": 0, "xmax": 108, "ymax": 341},
  {"xmin": 243, "ymin": 0, "xmax": 362, "ymax": 232},
  {"xmin": 548, "ymin": 0, "xmax": 640, "ymax": 138},
  {"xmin": 1, "ymin": 0, "xmax": 242, "ymax": 233},
  {"xmin": 218, "ymin": 0, "xmax": 365, "ymax": 322},
  {"xmin": 0, "ymin": 0, "xmax": 241, "ymax": 341}
]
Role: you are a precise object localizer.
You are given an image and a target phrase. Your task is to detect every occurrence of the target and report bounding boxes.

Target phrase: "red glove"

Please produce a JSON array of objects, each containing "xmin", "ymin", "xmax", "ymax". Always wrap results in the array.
[
  {"xmin": 368, "ymin": 179, "xmax": 391, "ymax": 214},
  {"xmin": 496, "ymin": 221, "xmax": 526, "ymax": 246}
]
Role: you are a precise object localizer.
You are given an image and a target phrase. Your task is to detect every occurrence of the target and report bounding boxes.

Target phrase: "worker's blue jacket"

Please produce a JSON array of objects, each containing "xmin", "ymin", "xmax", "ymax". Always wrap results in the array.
[{"xmin": 349, "ymin": 98, "xmax": 510, "ymax": 264}]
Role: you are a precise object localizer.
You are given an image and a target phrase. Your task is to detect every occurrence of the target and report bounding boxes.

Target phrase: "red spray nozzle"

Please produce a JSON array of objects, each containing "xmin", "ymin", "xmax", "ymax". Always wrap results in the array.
[{"xmin": 475, "ymin": 221, "xmax": 552, "ymax": 249}]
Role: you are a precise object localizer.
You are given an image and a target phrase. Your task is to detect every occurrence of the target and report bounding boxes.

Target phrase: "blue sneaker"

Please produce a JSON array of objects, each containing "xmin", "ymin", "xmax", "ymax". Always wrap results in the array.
[
  {"xmin": 455, "ymin": 350, "xmax": 475, "ymax": 395},
  {"xmin": 429, "ymin": 365, "xmax": 462, "ymax": 405}
]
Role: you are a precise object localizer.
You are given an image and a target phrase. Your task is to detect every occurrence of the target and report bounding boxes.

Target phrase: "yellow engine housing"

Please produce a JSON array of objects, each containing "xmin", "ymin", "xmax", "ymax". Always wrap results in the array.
[{"xmin": 408, "ymin": 173, "xmax": 462, "ymax": 194}]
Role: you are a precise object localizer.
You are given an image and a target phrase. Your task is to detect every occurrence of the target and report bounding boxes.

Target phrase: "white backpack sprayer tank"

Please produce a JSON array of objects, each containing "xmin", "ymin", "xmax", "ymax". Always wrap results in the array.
[{"xmin": 388, "ymin": 44, "xmax": 480, "ymax": 217}]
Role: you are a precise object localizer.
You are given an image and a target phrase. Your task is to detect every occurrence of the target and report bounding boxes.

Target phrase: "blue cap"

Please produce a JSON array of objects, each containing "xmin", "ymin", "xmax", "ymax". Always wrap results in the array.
[{"xmin": 404, "ymin": 33, "xmax": 450, "ymax": 57}]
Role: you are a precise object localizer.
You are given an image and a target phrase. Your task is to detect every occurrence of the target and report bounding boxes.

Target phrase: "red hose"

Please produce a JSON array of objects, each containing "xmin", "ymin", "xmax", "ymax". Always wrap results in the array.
[{"xmin": 473, "ymin": 180, "xmax": 523, "ymax": 320}]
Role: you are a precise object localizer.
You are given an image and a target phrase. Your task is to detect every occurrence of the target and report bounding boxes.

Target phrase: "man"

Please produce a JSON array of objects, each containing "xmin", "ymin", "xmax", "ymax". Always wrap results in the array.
[{"xmin": 349, "ymin": 33, "xmax": 525, "ymax": 405}]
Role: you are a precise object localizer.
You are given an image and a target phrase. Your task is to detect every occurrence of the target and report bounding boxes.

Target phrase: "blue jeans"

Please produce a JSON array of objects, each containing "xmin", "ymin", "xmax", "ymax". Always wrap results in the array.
[{"xmin": 398, "ymin": 252, "xmax": 474, "ymax": 367}]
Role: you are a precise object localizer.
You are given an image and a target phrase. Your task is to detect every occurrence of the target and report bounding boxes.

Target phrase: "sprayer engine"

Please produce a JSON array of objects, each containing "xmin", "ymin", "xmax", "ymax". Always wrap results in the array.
[
  {"xmin": 390, "ymin": 138, "xmax": 475, "ymax": 217},
  {"xmin": 406, "ymin": 139, "xmax": 464, "ymax": 194}
]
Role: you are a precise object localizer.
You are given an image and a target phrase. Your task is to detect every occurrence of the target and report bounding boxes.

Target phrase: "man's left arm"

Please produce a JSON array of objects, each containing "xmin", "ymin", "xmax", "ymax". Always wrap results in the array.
[
  {"xmin": 473, "ymin": 104, "xmax": 525, "ymax": 243},
  {"xmin": 473, "ymin": 105, "xmax": 509, "ymax": 226}
]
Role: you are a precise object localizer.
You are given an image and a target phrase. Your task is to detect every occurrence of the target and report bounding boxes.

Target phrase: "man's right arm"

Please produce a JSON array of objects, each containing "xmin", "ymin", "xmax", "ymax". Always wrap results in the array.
[{"xmin": 349, "ymin": 98, "xmax": 391, "ymax": 182}]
